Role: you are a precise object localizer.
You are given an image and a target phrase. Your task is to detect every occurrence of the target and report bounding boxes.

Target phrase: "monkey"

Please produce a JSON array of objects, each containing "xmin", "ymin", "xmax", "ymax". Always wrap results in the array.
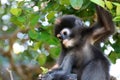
[
  {"xmin": 39, "ymin": 5, "xmax": 115, "ymax": 80},
  {"xmin": 110, "ymin": 76, "xmax": 117, "ymax": 80}
]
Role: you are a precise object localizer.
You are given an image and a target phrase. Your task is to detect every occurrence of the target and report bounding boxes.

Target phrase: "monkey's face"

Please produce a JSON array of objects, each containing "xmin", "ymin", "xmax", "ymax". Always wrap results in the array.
[
  {"xmin": 56, "ymin": 28, "xmax": 79, "ymax": 48},
  {"xmin": 54, "ymin": 15, "xmax": 84, "ymax": 48}
]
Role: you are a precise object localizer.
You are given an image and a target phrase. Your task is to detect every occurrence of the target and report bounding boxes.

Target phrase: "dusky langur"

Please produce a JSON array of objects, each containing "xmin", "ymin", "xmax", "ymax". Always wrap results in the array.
[{"xmin": 39, "ymin": 4, "xmax": 115, "ymax": 80}]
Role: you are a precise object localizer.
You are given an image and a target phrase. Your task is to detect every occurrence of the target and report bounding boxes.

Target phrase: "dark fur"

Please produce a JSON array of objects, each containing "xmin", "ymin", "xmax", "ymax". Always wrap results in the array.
[{"xmin": 40, "ymin": 5, "xmax": 115, "ymax": 80}]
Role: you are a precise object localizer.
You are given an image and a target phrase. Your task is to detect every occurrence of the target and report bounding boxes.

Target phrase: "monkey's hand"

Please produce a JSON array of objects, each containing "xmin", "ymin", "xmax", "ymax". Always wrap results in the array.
[
  {"xmin": 38, "ymin": 73, "xmax": 54, "ymax": 80},
  {"xmin": 38, "ymin": 67, "xmax": 62, "ymax": 80},
  {"xmin": 66, "ymin": 74, "xmax": 77, "ymax": 80},
  {"xmin": 38, "ymin": 73, "xmax": 77, "ymax": 80}
]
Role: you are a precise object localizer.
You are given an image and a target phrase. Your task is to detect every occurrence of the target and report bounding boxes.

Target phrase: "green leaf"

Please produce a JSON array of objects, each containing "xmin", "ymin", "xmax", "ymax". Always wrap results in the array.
[
  {"xmin": 18, "ymin": 1, "xmax": 24, "ymax": 7},
  {"xmin": 80, "ymin": 0, "xmax": 91, "ymax": 10},
  {"xmin": 50, "ymin": 46, "xmax": 60, "ymax": 59},
  {"xmin": 112, "ymin": 39, "xmax": 120, "ymax": 53},
  {"xmin": 33, "ymin": 42, "xmax": 42, "ymax": 50},
  {"xmin": 90, "ymin": 0, "xmax": 105, "ymax": 8},
  {"xmin": 47, "ymin": 37, "xmax": 59, "ymax": 45},
  {"xmin": 109, "ymin": 52, "xmax": 117, "ymax": 63},
  {"xmin": 11, "ymin": 16, "xmax": 22, "ymax": 26},
  {"xmin": 37, "ymin": 54, "xmax": 47, "ymax": 66},
  {"xmin": 105, "ymin": 1, "xmax": 113, "ymax": 10},
  {"xmin": 28, "ymin": 30, "xmax": 39, "ymax": 40},
  {"xmin": 11, "ymin": 16, "xmax": 26, "ymax": 29},
  {"xmin": 30, "ymin": 14, "xmax": 40, "ymax": 26},
  {"xmin": 59, "ymin": 0, "xmax": 70, "ymax": 5},
  {"xmin": 112, "ymin": 2, "xmax": 120, "ymax": 6},
  {"xmin": 112, "ymin": 2, "xmax": 120, "ymax": 15},
  {"xmin": 10, "ymin": 8, "xmax": 22, "ymax": 17},
  {"xmin": 116, "ymin": 5, "xmax": 120, "ymax": 16},
  {"xmin": 17, "ymin": 16, "xmax": 26, "ymax": 23},
  {"xmin": 113, "ymin": 16, "xmax": 120, "ymax": 21},
  {"xmin": 70, "ymin": 0, "xmax": 83, "ymax": 10},
  {"xmin": 47, "ymin": 11, "xmax": 56, "ymax": 22},
  {"xmin": 37, "ymin": 31, "xmax": 50, "ymax": 42}
]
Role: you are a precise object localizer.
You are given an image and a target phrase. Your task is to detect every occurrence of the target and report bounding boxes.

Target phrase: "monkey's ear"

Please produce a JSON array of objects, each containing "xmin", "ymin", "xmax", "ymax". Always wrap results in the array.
[{"xmin": 55, "ymin": 18, "xmax": 61, "ymax": 24}]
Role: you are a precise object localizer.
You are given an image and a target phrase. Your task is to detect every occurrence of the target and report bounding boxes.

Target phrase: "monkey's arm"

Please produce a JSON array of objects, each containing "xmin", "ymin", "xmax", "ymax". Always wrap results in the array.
[
  {"xmin": 91, "ymin": 5, "xmax": 115, "ymax": 44},
  {"xmin": 51, "ymin": 54, "xmax": 73, "ymax": 74},
  {"xmin": 49, "ymin": 51, "xmax": 66, "ymax": 71},
  {"xmin": 40, "ymin": 54, "xmax": 77, "ymax": 80}
]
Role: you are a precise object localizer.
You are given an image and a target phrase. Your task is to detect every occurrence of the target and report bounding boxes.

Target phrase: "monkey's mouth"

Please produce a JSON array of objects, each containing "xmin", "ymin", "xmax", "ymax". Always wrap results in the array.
[{"xmin": 62, "ymin": 39, "xmax": 74, "ymax": 48}]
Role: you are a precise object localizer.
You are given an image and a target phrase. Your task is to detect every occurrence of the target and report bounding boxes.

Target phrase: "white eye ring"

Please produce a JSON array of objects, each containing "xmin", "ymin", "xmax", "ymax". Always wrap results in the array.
[{"xmin": 61, "ymin": 28, "xmax": 70, "ymax": 36}]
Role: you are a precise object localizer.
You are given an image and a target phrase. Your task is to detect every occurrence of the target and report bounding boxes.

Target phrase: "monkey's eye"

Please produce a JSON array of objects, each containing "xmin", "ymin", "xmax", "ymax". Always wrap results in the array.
[
  {"xmin": 63, "ymin": 32, "xmax": 67, "ymax": 35},
  {"xmin": 61, "ymin": 28, "xmax": 70, "ymax": 36}
]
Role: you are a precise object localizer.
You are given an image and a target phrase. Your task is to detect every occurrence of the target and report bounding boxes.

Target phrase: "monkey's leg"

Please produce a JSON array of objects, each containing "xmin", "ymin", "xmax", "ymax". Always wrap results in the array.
[
  {"xmin": 81, "ymin": 60, "xmax": 110, "ymax": 80},
  {"xmin": 38, "ymin": 73, "xmax": 77, "ymax": 80},
  {"xmin": 52, "ymin": 73, "xmax": 77, "ymax": 80},
  {"xmin": 110, "ymin": 76, "xmax": 117, "ymax": 80},
  {"xmin": 64, "ymin": 74, "xmax": 77, "ymax": 80}
]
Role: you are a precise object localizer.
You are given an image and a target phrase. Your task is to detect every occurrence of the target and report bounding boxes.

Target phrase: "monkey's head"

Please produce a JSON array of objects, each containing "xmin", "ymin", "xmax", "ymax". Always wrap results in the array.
[{"xmin": 54, "ymin": 15, "xmax": 85, "ymax": 48}]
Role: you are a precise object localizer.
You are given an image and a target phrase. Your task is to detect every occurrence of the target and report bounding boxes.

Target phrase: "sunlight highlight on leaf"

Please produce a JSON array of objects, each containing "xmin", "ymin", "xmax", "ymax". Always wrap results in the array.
[
  {"xmin": 10, "ymin": 8, "xmax": 22, "ymax": 17},
  {"xmin": 90, "ymin": 0, "xmax": 105, "ymax": 8},
  {"xmin": 70, "ymin": 0, "xmax": 83, "ymax": 10}
]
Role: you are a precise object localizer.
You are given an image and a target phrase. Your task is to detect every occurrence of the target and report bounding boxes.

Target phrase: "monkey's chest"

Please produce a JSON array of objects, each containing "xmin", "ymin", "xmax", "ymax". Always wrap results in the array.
[{"xmin": 71, "ymin": 52, "xmax": 90, "ymax": 69}]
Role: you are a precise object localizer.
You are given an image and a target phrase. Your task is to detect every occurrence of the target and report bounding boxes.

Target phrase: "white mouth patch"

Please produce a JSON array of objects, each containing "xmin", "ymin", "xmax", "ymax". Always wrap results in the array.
[{"xmin": 63, "ymin": 39, "xmax": 74, "ymax": 48}]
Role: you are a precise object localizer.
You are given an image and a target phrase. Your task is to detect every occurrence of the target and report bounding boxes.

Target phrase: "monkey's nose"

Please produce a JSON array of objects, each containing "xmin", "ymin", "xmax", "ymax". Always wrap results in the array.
[
  {"xmin": 61, "ymin": 34, "xmax": 67, "ymax": 40},
  {"xmin": 57, "ymin": 34, "xmax": 62, "ymax": 40},
  {"xmin": 57, "ymin": 34, "xmax": 67, "ymax": 40}
]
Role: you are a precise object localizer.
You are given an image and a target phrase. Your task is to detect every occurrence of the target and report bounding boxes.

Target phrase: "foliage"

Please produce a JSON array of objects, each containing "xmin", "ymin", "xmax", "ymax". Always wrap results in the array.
[
  {"xmin": 0, "ymin": 0, "xmax": 120, "ymax": 80},
  {"xmin": 40, "ymin": 66, "xmax": 49, "ymax": 74}
]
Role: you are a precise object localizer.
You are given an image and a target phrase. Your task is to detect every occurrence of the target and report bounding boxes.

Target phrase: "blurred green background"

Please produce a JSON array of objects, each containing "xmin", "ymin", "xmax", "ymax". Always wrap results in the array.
[{"xmin": 0, "ymin": 0, "xmax": 120, "ymax": 80}]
